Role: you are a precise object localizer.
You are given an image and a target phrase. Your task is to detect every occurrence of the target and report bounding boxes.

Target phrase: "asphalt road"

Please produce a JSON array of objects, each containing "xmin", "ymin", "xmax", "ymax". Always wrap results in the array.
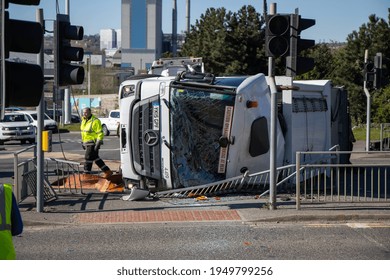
[{"xmin": 13, "ymin": 220, "xmax": 390, "ymax": 260}]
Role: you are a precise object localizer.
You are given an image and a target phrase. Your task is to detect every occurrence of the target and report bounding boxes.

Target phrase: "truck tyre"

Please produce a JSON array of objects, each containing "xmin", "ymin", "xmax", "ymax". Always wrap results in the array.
[{"xmin": 102, "ymin": 124, "xmax": 110, "ymax": 136}]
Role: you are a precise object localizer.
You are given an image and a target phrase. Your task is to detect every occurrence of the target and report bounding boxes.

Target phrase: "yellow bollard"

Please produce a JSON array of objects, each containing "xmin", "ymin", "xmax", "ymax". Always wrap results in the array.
[{"xmin": 42, "ymin": 130, "xmax": 52, "ymax": 152}]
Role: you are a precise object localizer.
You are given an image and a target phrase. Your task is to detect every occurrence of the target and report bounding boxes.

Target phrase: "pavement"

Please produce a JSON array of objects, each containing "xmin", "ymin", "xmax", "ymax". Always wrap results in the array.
[
  {"xmin": 19, "ymin": 191, "xmax": 390, "ymax": 227},
  {"xmin": 16, "ymin": 140, "xmax": 390, "ymax": 226}
]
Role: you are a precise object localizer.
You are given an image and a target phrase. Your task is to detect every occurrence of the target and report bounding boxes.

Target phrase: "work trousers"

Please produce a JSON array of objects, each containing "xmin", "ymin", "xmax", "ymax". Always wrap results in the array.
[{"xmin": 84, "ymin": 144, "xmax": 110, "ymax": 173}]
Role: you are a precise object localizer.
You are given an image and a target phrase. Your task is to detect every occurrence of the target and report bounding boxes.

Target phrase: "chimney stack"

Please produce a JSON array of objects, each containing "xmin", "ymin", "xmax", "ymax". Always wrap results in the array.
[
  {"xmin": 172, "ymin": 0, "xmax": 178, "ymax": 56},
  {"xmin": 186, "ymin": 0, "xmax": 191, "ymax": 34}
]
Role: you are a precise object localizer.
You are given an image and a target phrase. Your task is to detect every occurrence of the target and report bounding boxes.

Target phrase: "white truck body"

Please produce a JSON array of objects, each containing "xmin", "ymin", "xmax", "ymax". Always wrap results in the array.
[
  {"xmin": 99, "ymin": 110, "xmax": 120, "ymax": 136},
  {"xmin": 118, "ymin": 73, "xmax": 350, "ymax": 192}
]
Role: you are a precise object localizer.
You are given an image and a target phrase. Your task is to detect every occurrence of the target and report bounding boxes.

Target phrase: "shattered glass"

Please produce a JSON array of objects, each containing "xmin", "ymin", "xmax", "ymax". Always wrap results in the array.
[{"xmin": 169, "ymin": 87, "xmax": 235, "ymax": 188}]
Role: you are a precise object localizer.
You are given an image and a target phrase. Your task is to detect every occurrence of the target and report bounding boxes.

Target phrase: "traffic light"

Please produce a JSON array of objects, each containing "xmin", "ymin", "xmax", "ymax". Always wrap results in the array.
[
  {"xmin": 286, "ymin": 14, "xmax": 316, "ymax": 77},
  {"xmin": 364, "ymin": 53, "xmax": 384, "ymax": 90},
  {"xmin": 373, "ymin": 53, "xmax": 383, "ymax": 89},
  {"xmin": 54, "ymin": 14, "xmax": 85, "ymax": 87},
  {"xmin": 265, "ymin": 14, "xmax": 291, "ymax": 58},
  {"xmin": 364, "ymin": 61, "xmax": 375, "ymax": 89},
  {"xmin": 1, "ymin": 0, "xmax": 44, "ymax": 118}
]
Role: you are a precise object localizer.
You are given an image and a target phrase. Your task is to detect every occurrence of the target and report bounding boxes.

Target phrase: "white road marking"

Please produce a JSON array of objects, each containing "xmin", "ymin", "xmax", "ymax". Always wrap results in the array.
[{"xmin": 305, "ymin": 222, "xmax": 390, "ymax": 228}]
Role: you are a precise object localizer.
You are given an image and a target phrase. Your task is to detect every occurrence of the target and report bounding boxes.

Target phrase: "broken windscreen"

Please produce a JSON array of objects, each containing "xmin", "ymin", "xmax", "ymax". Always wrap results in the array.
[{"xmin": 169, "ymin": 85, "xmax": 236, "ymax": 188}]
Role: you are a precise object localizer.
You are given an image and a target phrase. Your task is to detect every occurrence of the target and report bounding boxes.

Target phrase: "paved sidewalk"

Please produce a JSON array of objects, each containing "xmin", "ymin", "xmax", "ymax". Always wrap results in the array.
[{"xmin": 19, "ymin": 190, "xmax": 390, "ymax": 226}]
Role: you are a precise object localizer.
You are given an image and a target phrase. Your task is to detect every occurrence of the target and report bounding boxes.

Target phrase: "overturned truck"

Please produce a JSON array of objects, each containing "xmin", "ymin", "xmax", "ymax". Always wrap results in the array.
[{"xmin": 118, "ymin": 72, "xmax": 352, "ymax": 199}]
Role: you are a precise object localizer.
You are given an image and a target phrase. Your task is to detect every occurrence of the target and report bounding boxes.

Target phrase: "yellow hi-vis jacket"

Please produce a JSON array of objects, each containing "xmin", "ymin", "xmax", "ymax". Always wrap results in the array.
[
  {"xmin": 0, "ymin": 184, "xmax": 15, "ymax": 260},
  {"xmin": 80, "ymin": 114, "xmax": 104, "ymax": 144}
]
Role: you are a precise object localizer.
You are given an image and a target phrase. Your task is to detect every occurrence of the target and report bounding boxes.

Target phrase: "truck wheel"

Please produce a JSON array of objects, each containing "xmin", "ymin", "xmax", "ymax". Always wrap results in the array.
[{"xmin": 102, "ymin": 125, "xmax": 110, "ymax": 136}]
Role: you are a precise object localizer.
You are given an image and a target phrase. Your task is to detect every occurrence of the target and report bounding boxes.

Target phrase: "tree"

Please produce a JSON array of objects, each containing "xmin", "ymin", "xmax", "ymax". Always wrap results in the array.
[
  {"xmin": 181, "ymin": 7, "xmax": 229, "ymax": 75},
  {"xmin": 329, "ymin": 9, "xmax": 390, "ymax": 124},
  {"xmin": 224, "ymin": 5, "xmax": 266, "ymax": 75},
  {"xmin": 373, "ymin": 86, "xmax": 390, "ymax": 123},
  {"xmin": 298, "ymin": 43, "xmax": 334, "ymax": 80},
  {"xmin": 181, "ymin": 5, "xmax": 267, "ymax": 75}
]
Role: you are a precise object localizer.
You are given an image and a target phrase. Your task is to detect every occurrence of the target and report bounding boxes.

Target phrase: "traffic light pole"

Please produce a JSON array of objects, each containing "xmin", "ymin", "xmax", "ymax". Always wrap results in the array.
[
  {"xmin": 64, "ymin": 0, "xmax": 71, "ymax": 124},
  {"xmin": 269, "ymin": 73, "xmax": 278, "ymax": 210},
  {"xmin": 0, "ymin": 0, "xmax": 5, "ymax": 119},
  {"xmin": 36, "ymin": 8, "xmax": 44, "ymax": 213},
  {"xmin": 363, "ymin": 49, "xmax": 371, "ymax": 152},
  {"xmin": 268, "ymin": 2, "xmax": 277, "ymax": 210}
]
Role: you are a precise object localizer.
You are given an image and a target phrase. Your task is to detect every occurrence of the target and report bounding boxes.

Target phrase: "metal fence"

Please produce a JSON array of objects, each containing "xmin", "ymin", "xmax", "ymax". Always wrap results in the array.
[
  {"xmin": 296, "ymin": 150, "xmax": 390, "ymax": 209},
  {"xmin": 12, "ymin": 145, "xmax": 37, "ymax": 202},
  {"xmin": 8, "ymin": 146, "xmax": 83, "ymax": 202},
  {"xmin": 156, "ymin": 150, "xmax": 390, "ymax": 211},
  {"xmin": 44, "ymin": 157, "xmax": 84, "ymax": 194},
  {"xmin": 379, "ymin": 123, "xmax": 390, "ymax": 151},
  {"xmin": 155, "ymin": 164, "xmax": 296, "ymax": 198}
]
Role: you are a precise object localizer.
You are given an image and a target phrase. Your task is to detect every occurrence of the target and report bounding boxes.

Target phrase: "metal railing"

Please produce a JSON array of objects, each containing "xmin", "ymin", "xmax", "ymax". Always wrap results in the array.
[
  {"xmin": 296, "ymin": 150, "xmax": 390, "ymax": 209},
  {"xmin": 379, "ymin": 123, "xmax": 390, "ymax": 151},
  {"xmin": 44, "ymin": 157, "xmax": 84, "ymax": 194},
  {"xmin": 4, "ymin": 145, "xmax": 84, "ymax": 202},
  {"xmin": 12, "ymin": 145, "xmax": 37, "ymax": 202},
  {"xmin": 155, "ymin": 164, "xmax": 296, "ymax": 198},
  {"xmin": 156, "ymin": 149, "xmax": 390, "ymax": 211}
]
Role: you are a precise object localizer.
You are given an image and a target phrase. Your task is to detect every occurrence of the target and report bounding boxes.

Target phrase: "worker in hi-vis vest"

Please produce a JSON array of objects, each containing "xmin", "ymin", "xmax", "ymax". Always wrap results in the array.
[
  {"xmin": 0, "ymin": 183, "xmax": 23, "ymax": 260},
  {"xmin": 80, "ymin": 107, "xmax": 113, "ymax": 178}
]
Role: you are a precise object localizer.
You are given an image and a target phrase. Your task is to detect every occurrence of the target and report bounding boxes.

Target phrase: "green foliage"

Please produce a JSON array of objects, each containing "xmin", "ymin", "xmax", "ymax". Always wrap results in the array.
[
  {"xmin": 372, "ymin": 86, "xmax": 390, "ymax": 123},
  {"xmin": 73, "ymin": 66, "xmax": 120, "ymax": 95},
  {"xmin": 181, "ymin": 7, "xmax": 229, "ymax": 75},
  {"xmin": 297, "ymin": 44, "xmax": 334, "ymax": 80},
  {"xmin": 352, "ymin": 126, "xmax": 383, "ymax": 141},
  {"xmin": 330, "ymin": 10, "xmax": 390, "ymax": 124},
  {"xmin": 181, "ymin": 5, "xmax": 267, "ymax": 75}
]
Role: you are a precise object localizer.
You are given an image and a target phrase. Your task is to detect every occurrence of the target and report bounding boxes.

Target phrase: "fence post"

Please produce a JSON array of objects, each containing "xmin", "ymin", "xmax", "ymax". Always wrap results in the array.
[
  {"xmin": 296, "ymin": 152, "xmax": 301, "ymax": 210},
  {"xmin": 13, "ymin": 153, "xmax": 19, "ymax": 202},
  {"xmin": 380, "ymin": 123, "xmax": 383, "ymax": 151}
]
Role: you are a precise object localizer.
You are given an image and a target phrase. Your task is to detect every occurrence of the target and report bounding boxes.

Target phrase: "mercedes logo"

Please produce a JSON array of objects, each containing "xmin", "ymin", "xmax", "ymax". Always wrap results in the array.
[{"xmin": 144, "ymin": 130, "xmax": 159, "ymax": 146}]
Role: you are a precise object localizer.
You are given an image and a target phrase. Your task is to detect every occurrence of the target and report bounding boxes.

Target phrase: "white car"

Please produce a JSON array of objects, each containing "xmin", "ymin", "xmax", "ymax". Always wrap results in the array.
[
  {"xmin": 0, "ymin": 112, "xmax": 36, "ymax": 145},
  {"xmin": 21, "ymin": 110, "xmax": 58, "ymax": 133},
  {"xmin": 99, "ymin": 109, "xmax": 120, "ymax": 136}
]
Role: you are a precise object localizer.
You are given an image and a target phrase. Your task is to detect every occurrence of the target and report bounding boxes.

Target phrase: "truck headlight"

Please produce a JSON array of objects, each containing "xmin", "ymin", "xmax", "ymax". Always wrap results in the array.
[
  {"xmin": 2, "ymin": 127, "xmax": 9, "ymax": 131},
  {"xmin": 27, "ymin": 125, "xmax": 34, "ymax": 130},
  {"xmin": 122, "ymin": 85, "xmax": 135, "ymax": 98}
]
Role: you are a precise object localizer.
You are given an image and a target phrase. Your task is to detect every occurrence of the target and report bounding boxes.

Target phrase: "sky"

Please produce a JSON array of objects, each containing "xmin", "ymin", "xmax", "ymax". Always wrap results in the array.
[{"xmin": 8, "ymin": 0, "xmax": 389, "ymax": 43}]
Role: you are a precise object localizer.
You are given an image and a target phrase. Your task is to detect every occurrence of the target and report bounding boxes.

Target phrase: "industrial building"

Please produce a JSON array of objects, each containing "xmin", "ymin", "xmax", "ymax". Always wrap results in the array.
[
  {"xmin": 120, "ymin": 0, "xmax": 163, "ymax": 73},
  {"xmin": 100, "ymin": 29, "xmax": 117, "ymax": 50},
  {"xmin": 100, "ymin": 0, "xmax": 190, "ymax": 73}
]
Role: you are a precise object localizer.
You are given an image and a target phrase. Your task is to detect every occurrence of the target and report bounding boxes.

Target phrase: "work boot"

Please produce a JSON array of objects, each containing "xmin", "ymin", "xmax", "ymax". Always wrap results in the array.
[{"xmin": 102, "ymin": 170, "xmax": 113, "ymax": 179}]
